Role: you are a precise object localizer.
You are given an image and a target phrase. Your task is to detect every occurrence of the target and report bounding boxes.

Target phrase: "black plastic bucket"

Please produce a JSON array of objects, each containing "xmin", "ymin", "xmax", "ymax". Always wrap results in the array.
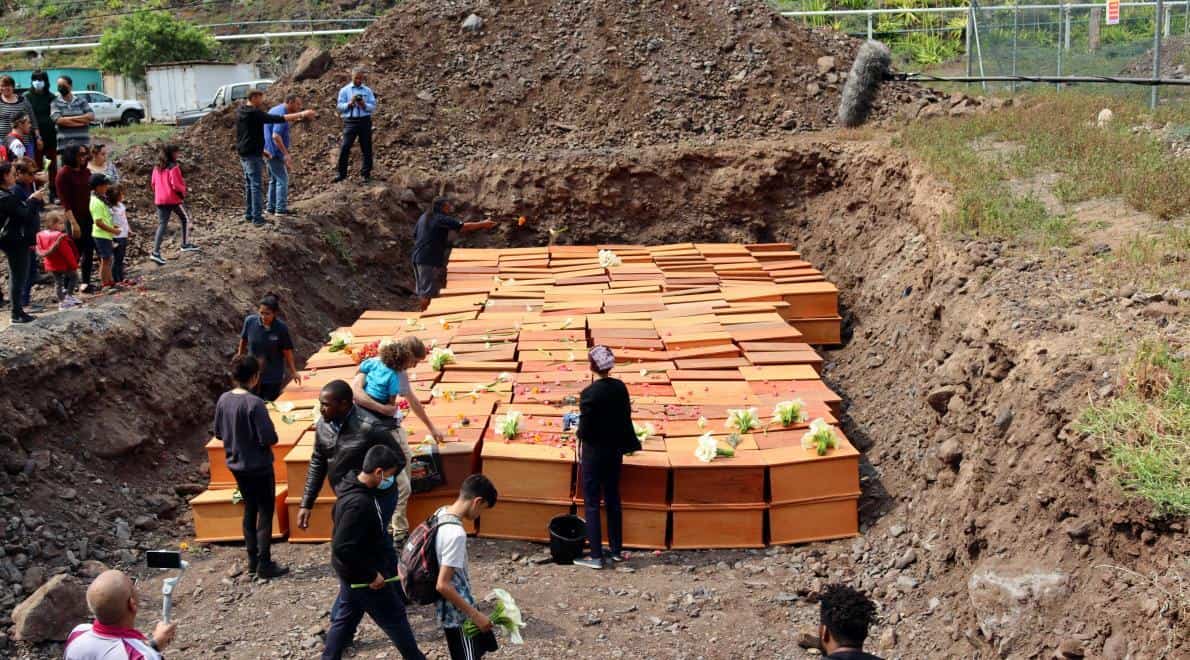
[{"xmin": 548, "ymin": 514, "xmax": 586, "ymax": 564}]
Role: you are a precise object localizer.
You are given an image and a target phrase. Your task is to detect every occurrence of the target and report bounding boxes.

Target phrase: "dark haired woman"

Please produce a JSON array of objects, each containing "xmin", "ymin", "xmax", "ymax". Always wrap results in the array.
[
  {"xmin": 573, "ymin": 345, "xmax": 640, "ymax": 569},
  {"xmin": 213, "ymin": 354, "xmax": 287, "ymax": 579},
  {"xmin": 0, "ymin": 160, "xmax": 46, "ymax": 322},
  {"xmin": 149, "ymin": 143, "xmax": 197, "ymax": 265},
  {"xmin": 22, "ymin": 71, "xmax": 52, "ymax": 190},
  {"xmin": 234, "ymin": 293, "xmax": 301, "ymax": 401},
  {"xmin": 54, "ymin": 143, "xmax": 93, "ymax": 290}
]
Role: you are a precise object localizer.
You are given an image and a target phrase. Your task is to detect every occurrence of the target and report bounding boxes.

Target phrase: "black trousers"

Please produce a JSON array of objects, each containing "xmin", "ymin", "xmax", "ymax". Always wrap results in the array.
[
  {"xmin": 231, "ymin": 470, "xmax": 275, "ymax": 563},
  {"xmin": 581, "ymin": 454, "xmax": 624, "ymax": 559},
  {"xmin": 337, "ymin": 117, "xmax": 373, "ymax": 178},
  {"xmin": 2, "ymin": 243, "xmax": 29, "ymax": 318},
  {"xmin": 322, "ymin": 581, "xmax": 425, "ymax": 660},
  {"xmin": 112, "ymin": 237, "xmax": 127, "ymax": 283}
]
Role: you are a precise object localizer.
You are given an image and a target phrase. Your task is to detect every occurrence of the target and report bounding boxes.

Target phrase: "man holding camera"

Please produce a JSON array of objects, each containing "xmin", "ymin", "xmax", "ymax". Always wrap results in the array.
[
  {"xmin": 64, "ymin": 570, "xmax": 177, "ymax": 660},
  {"xmin": 334, "ymin": 68, "xmax": 376, "ymax": 183}
]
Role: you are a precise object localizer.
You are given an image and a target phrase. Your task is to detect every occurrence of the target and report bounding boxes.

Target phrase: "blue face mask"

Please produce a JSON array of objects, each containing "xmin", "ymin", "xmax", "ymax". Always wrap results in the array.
[
  {"xmin": 32, "ymin": 81, "xmax": 46, "ymax": 91},
  {"xmin": 378, "ymin": 475, "xmax": 395, "ymax": 490}
]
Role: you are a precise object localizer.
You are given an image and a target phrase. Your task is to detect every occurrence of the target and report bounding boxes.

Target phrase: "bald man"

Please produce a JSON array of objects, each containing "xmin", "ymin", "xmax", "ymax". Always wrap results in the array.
[{"xmin": 64, "ymin": 569, "xmax": 177, "ymax": 660}]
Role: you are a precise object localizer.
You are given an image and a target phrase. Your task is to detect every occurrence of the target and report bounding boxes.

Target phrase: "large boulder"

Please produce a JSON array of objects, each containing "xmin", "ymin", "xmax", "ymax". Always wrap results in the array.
[
  {"xmin": 292, "ymin": 47, "xmax": 333, "ymax": 81},
  {"xmin": 11, "ymin": 574, "xmax": 90, "ymax": 642},
  {"xmin": 968, "ymin": 559, "xmax": 1070, "ymax": 656}
]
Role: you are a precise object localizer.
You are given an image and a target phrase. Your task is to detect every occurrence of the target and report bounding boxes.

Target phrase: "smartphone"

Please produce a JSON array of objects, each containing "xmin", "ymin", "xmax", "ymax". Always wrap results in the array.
[{"xmin": 146, "ymin": 550, "xmax": 183, "ymax": 569}]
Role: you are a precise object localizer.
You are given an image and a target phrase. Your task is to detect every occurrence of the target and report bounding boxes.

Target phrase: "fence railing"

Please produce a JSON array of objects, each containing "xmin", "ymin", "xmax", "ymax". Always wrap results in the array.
[{"xmin": 780, "ymin": 1, "xmax": 1190, "ymax": 107}]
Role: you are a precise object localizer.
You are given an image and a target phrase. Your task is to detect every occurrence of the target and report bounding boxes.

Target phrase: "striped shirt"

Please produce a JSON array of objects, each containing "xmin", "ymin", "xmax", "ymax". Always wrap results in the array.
[
  {"xmin": 50, "ymin": 94, "xmax": 92, "ymax": 149},
  {"xmin": 0, "ymin": 96, "xmax": 37, "ymax": 156}
]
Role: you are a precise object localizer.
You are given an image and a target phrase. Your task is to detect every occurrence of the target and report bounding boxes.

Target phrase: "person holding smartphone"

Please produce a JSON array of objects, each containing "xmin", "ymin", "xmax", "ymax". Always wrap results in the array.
[
  {"xmin": 334, "ymin": 68, "xmax": 376, "ymax": 183},
  {"xmin": 0, "ymin": 160, "xmax": 46, "ymax": 322}
]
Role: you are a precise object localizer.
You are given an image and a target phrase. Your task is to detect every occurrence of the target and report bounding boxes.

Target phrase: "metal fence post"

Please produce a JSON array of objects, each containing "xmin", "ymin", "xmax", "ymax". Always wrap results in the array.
[
  {"xmin": 867, "ymin": 11, "xmax": 873, "ymax": 41},
  {"xmin": 966, "ymin": 5, "xmax": 974, "ymax": 89},
  {"xmin": 1065, "ymin": 7, "xmax": 1072, "ymax": 50},
  {"xmin": 1152, "ymin": 0, "xmax": 1164, "ymax": 108},
  {"xmin": 1056, "ymin": 3, "xmax": 1064, "ymax": 90},
  {"xmin": 1011, "ymin": 3, "xmax": 1019, "ymax": 94}
]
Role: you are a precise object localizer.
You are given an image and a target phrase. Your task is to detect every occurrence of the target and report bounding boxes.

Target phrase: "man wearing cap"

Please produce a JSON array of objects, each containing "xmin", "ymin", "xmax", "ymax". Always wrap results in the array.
[{"xmin": 573, "ymin": 345, "xmax": 640, "ymax": 569}]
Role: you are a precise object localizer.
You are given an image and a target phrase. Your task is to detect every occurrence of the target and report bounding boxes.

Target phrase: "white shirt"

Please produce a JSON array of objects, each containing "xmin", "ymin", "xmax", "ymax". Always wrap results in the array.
[{"xmin": 64, "ymin": 623, "xmax": 161, "ymax": 660}]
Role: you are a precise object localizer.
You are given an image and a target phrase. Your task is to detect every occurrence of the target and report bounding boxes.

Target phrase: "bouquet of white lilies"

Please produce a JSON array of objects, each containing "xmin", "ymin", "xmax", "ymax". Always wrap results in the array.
[
  {"xmin": 694, "ymin": 431, "xmax": 735, "ymax": 463},
  {"xmin": 429, "ymin": 347, "xmax": 456, "ymax": 371},
  {"xmin": 772, "ymin": 399, "xmax": 808, "ymax": 427},
  {"xmin": 327, "ymin": 330, "xmax": 353, "ymax": 352},
  {"xmin": 800, "ymin": 418, "xmax": 839, "ymax": 456},
  {"xmin": 497, "ymin": 411, "xmax": 522, "ymax": 440},
  {"xmin": 463, "ymin": 589, "xmax": 526, "ymax": 643},
  {"xmin": 598, "ymin": 249, "xmax": 622, "ymax": 268},
  {"xmin": 633, "ymin": 422, "xmax": 656, "ymax": 443},
  {"xmin": 726, "ymin": 408, "xmax": 760, "ymax": 434}
]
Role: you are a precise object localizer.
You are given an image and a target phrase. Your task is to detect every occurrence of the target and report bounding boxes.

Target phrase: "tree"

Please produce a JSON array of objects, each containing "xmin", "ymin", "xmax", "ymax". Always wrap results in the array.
[{"xmin": 95, "ymin": 11, "xmax": 216, "ymax": 82}]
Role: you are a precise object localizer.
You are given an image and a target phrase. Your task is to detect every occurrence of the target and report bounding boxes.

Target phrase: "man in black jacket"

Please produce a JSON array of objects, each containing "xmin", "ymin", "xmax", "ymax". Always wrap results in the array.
[
  {"xmin": 236, "ymin": 89, "xmax": 314, "ymax": 226},
  {"xmin": 322, "ymin": 445, "xmax": 426, "ymax": 660}
]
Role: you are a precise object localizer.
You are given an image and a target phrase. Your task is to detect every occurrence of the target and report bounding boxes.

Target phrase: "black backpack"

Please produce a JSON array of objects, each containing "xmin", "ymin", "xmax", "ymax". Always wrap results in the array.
[{"xmin": 398, "ymin": 511, "xmax": 462, "ymax": 605}]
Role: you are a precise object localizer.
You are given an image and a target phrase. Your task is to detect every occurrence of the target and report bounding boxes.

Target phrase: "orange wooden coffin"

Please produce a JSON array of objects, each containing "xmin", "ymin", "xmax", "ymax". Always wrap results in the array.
[
  {"xmin": 762, "ymin": 432, "xmax": 860, "ymax": 504},
  {"xmin": 479, "ymin": 440, "xmax": 576, "ymax": 501},
  {"xmin": 192, "ymin": 485, "xmax": 288, "ymax": 542},
  {"xmin": 476, "ymin": 497, "xmax": 572, "ymax": 543},
  {"xmin": 768, "ymin": 494, "xmax": 859, "ymax": 545},
  {"xmin": 669, "ymin": 502, "xmax": 765, "ymax": 549},
  {"xmin": 286, "ymin": 495, "xmax": 334, "ymax": 543},
  {"xmin": 666, "ymin": 441, "xmax": 766, "ymax": 505}
]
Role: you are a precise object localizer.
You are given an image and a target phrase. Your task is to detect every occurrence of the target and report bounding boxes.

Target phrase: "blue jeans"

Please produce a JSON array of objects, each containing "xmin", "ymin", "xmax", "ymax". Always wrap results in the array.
[
  {"xmin": 266, "ymin": 157, "xmax": 289, "ymax": 213},
  {"xmin": 329, "ymin": 487, "xmax": 398, "ymax": 635},
  {"xmin": 322, "ymin": 579, "xmax": 426, "ymax": 660},
  {"xmin": 240, "ymin": 156, "xmax": 265, "ymax": 223}
]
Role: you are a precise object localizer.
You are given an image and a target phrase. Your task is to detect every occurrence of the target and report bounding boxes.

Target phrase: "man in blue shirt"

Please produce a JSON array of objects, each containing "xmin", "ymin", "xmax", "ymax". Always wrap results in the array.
[
  {"xmin": 334, "ymin": 68, "xmax": 377, "ymax": 183},
  {"xmin": 264, "ymin": 94, "xmax": 303, "ymax": 216}
]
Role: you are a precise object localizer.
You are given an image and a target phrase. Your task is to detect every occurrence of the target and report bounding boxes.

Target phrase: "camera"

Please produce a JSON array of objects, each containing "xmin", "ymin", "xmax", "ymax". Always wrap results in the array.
[{"xmin": 353, "ymin": 94, "xmax": 363, "ymax": 102}]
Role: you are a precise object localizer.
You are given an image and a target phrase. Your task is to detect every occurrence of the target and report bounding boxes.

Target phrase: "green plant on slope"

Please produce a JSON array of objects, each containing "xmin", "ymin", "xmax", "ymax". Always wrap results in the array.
[{"xmin": 96, "ymin": 11, "xmax": 216, "ymax": 82}]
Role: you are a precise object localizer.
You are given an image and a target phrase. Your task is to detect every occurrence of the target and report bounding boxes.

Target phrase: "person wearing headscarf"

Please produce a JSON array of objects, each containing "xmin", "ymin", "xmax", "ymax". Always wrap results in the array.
[{"xmin": 573, "ymin": 345, "xmax": 640, "ymax": 569}]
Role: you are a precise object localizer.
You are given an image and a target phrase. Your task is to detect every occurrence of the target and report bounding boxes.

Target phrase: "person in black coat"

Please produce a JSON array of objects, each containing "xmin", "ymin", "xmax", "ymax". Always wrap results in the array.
[
  {"xmin": 0, "ymin": 160, "xmax": 45, "ymax": 323},
  {"xmin": 573, "ymin": 345, "xmax": 640, "ymax": 569}
]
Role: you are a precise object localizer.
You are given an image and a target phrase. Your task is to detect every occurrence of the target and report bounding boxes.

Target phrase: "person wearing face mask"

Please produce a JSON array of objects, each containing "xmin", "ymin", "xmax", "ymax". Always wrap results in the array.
[
  {"xmin": 23, "ymin": 71, "xmax": 55, "ymax": 198},
  {"xmin": 213, "ymin": 355, "xmax": 288, "ymax": 579},
  {"xmin": 323, "ymin": 444, "xmax": 426, "ymax": 660},
  {"xmin": 0, "ymin": 76, "xmax": 38, "ymax": 161},
  {"xmin": 50, "ymin": 75, "xmax": 93, "ymax": 153}
]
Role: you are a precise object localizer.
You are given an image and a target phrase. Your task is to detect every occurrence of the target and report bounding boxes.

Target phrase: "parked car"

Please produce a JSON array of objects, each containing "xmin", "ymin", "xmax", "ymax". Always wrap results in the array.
[
  {"xmin": 175, "ymin": 79, "xmax": 273, "ymax": 127},
  {"xmin": 74, "ymin": 91, "xmax": 145, "ymax": 125}
]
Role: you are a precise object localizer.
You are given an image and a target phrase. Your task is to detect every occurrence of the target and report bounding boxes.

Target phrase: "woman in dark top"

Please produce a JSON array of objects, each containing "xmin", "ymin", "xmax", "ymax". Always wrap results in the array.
[
  {"xmin": 212, "ymin": 355, "xmax": 287, "ymax": 579},
  {"xmin": 54, "ymin": 144, "xmax": 94, "ymax": 290},
  {"xmin": 574, "ymin": 345, "xmax": 641, "ymax": 569},
  {"xmin": 234, "ymin": 292, "xmax": 302, "ymax": 401}
]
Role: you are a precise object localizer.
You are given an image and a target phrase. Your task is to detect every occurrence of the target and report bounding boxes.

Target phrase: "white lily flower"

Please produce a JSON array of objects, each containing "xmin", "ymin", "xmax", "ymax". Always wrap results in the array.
[
  {"xmin": 726, "ymin": 407, "xmax": 760, "ymax": 434},
  {"xmin": 497, "ymin": 411, "xmax": 522, "ymax": 439},
  {"xmin": 485, "ymin": 588, "xmax": 526, "ymax": 644},
  {"xmin": 429, "ymin": 347, "xmax": 456, "ymax": 371},
  {"xmin": 274, "ymin": 401, "xmax": 295, "ymax": 414},
  {"xmin": 598, "ymin": 249, "xmax": 623, "ymax": 268},
  {"xmin": 800, "ymin": 418, "xmax": 838, "ymax": 455},
  {"xmin": 498, "ymin": 372, "xmax": 511, "ymax": 382},
  {"xmin": 639, "ymin": 368, "xmax": 648, "ymax": 377},
  {"xmin": 430, "ymin": 386, "xmax": 443, "ymax": 399},
  {"xmin": 694, "ymin": 432, "xmax": 718, "ymax": 463},
  {"xmin": 773, "ymin": 399, "xmax": 808, "ymax": 427}
]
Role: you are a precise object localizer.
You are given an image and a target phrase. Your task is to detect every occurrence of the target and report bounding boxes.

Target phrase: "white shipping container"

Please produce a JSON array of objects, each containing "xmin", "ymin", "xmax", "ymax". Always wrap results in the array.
[{"xmin": 145, "ymin": 61, "xmax": 259, "ymax": 123}]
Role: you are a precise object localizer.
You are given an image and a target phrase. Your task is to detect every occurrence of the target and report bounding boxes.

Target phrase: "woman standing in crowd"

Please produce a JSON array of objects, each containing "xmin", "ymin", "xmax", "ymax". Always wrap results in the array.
[
  {"xmin": 234, "ymin": 293, "xmax": 302, "ymax": 401},
  {"xmin": 12, "ymin": 158, "xmax": 45, "ymax": 311},
  {"xmin": 0, "ymin": 160, "xmax": 47, "ymax": 323},
  {"xmin": 213, "ymin": 355, "xmax": 288, "ymax": 579},
  {"xmin": 87, "ymin": 143, "xmax": 119, "ymax": 184},
  {"xmin": 149, "ymin": 143, "xmax": 196, "ymax": 265},
  {"xmin": 573, "ymin": 345, "xmax": 640, "ymax": 569},
  {"xmin": 0, "ymin": 76, "xmax": 37, "ymax": 159},
  {"xmin": 55, "ymin": 144, "xmax": 94, "ymax": 291},
  {"xmin": 24, "ymin": 71, "xmax": 55, "ymax": 196}
]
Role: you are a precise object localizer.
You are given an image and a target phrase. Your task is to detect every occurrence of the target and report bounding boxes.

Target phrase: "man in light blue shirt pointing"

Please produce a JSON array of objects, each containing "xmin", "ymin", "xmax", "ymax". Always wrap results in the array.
[{"xmin": 335, "ymin": 68, "xmax": 377, "ymax": 183}]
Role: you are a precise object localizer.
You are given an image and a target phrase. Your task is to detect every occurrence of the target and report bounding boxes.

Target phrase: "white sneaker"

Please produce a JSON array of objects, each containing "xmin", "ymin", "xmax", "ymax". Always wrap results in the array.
[{"xmin": 65, "ymin": 295, "xmax": 83, "ymax": 306}]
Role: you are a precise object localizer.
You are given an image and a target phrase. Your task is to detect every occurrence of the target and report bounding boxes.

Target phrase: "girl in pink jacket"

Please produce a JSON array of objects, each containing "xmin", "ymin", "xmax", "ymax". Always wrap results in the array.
[{"xmin": 149, "ymin": 144, "xmax": 199, "ymax": 265}]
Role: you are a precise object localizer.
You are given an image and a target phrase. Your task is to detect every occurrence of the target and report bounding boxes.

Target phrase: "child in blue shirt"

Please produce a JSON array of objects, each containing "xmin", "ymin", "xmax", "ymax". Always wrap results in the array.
[{"xmin": 351, "ymin": 336, "xmax": 446, "ymax": 543}]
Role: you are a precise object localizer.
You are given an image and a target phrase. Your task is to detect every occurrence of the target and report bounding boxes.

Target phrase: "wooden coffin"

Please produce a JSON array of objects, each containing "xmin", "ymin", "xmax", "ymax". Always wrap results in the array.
[
  {"xmin": 479, "ymin": 441, "xmax": 575, "ymax": 501},
  {"xmin": 191, "ymin": 485, "xmax": 288, "ymax": 542},
  {"xmin": 574, "ymin": 451, "xmax": 671, "ymax": 506},
  {"xmin": 407, "ymin": 493, "xmax": 477, "ymax": 535},
  {"xmin": 669, "ymin": 503, "xmax": 765, "ymax": 549},
  {"xmin": 476, "ymin": 497, "xmax": 573, "ymax": 543},
  {"xmin": 762, "ymin": 432, "xmax": 860, "ymax": 504},
  {"xmin": 286, "ymin": 495, "xmax": 334, "ymax": 543},
  {"xmin": 575, "ymin": 502, "xmax": 670, "ymax": 550},
  {"xmin": 768, "ymin": 494, "xmax": 859, "ymax": 545},
  {"xmin": 284, "ymin": 443, "xmax": 332, "ymax": 500},
  {"xmin": 666, "ymin": 442, "xmax": 766, "ymax": 505}
]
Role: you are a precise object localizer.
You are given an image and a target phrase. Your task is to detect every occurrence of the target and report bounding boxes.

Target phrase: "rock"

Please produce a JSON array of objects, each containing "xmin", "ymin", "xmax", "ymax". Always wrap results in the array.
[
  {"xmin": 805, "ymin": 82, "xmax": 821, "ymax": 96},
  {"xmin": 21, "ymin": 565, "xmax": 46, "ymax": 592},
  {"xmin": 1101, "ymin": 632, "xmax": 1128, "ymax": 659},
  {"xmin": 60, "ymin": 488, "xmax": 77, "ymax": 501},
  {"xmin": 415, "ymin": 90, "xmax": 436, "ymax": 103},
  {"xmin": 133, "ymin": 515, "xmax": 157, "ymax": 531},
  {"xmin": 291, "ymin": 47, "xmax": 333, "ymax": 81},
  {"xmin": 816, "ymin": 56, "xmax": 836, "ymax": 73},
  {"xmin": 926, "ymin": 387, "xmax": 955, "ymax": 414},
  {"xmin": 12, "ymin": 574, "xmax": 89, "ymax": 642},
  {"xmin": 888, "ymin": 524, "xmax": 906, "ymax": 538},
  {"xmin": 895, "ymin": 575, "xmax": 918, "ymax": 590},
  {"xmin": 777, "ymin": 110, "xmax": 798, "ymax": 130},
  {"xmin": 967, "ymin": 560, "xmax": 1069, "ymax": 655},
  {"xmin": 879, "ymin": 627, "xmax": 897, "ymax": 649},
  {"xmin": 993, "ymin": 408, "xmax": 1014, "ymax": 434},
  {"xmin": 938, "ymin": 439, "xmax": 963, "ymax": 469},
  {"xmin": 461, "ymin": 13, "xmax": 484, "ymax": 32},
  {"xmin": 1096, "ymin": 108, "xmax": 1113, "ymax": 127},
  {"xmin": 894, "ymin": 548, "xmax": 917, "ymax": 570},
  {"xmin": 795, "ymin": 632, "xmax": 820, "ymax": 649},
  {"xmin": 1063, "ymin": 518, "xmax": 1092, "ymax": 543},
  {"xmin": 1090, "ymin": 243, "xmax": 1112, "ymax": 256},
  {"xmin": 115, "ymin": 520, "xmax": 131, "ymax": 541},
  {"xmin": 78, "ymin": 560, "xmax": 108, "ymax": 579},
  {"xmin": 1057, "ymin": 638, "xmax": 1085, "ymax": 658}
]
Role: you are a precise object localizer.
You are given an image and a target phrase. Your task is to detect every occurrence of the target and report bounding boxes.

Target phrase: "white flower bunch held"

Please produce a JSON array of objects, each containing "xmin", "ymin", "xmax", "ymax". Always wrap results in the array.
[
  {"xmin": 497, "ymin": 411, "xmax": 522, "ymax": 440},
  {"xmin": 726, "ymin": 408, "xmax": 760, "ymax": 434},
  {"xmin": 598, "ymin": 249, "xmax": 623, "ymax": 268},
  {"xmin": 327, "ymin": 330, "xmax": 353, "ymax": 352},
  {"xmin": 464, "ymin": 588, "xmax": 526, "ymax": 643},
  {"xmin": 772, "ymin": 399, "xmax": 808, "ymax": 428},
  {"xmin": 429, "ymin": 346, "xmax": 456, "ymax": 371},
  {"xmin": 633, "ymin": 422, "xmax": 656, "ymax": 443},
  {"xmin": 800, "ymin": 418, "xmax": 839, "ymax": 456},
  {"xmin": 694, "ymin": 431, "xmax": 735, "ymax": 463}
]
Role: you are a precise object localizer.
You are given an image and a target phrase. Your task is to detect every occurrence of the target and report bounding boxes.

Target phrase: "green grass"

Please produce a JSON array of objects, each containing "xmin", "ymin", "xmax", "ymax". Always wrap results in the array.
[
  {"xmin": 92, "ymin": 123, "xmax": 177, "ymax": 150},
  {"xmin": 897, "ymin": 90, "xmax": 1190, "ymax": 249},
  {"xmin": 1077, "ymin": 341, "xmax": 1189, "ymax": 517},
  {"xmin": 1110, "ymin": 224, "xmax": 1190, "ymax": 289}
]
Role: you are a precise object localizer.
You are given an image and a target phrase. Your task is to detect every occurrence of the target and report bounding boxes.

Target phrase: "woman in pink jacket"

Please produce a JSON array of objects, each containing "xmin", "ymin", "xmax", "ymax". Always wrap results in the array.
[{"xmin": 149, "ymin": 144, "xmax": 198, "ymax": 265}]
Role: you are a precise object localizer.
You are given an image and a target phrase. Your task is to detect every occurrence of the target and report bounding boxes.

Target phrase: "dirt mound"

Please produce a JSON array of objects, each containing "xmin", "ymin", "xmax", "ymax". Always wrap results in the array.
[
  {"xmin": 120, "ymin": 0, "xmax": 926, "ymax": 210},
  {"xmin": 1121, "ymin": 36, "xmax": 1189, "ymax": 79}
]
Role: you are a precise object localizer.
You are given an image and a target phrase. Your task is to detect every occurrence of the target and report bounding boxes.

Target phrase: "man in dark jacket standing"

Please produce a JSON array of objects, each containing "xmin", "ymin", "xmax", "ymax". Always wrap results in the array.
[
  {"xmin": 236, "ymin": 89, "xmax": 314, "ymax": 226},
  {"xmin": 322, "ymin": 445, "xmax": 426, "ymax": 660},
  {"xmin": 411, "ymin": 197, "xmax": 496, "ymax": 311}
]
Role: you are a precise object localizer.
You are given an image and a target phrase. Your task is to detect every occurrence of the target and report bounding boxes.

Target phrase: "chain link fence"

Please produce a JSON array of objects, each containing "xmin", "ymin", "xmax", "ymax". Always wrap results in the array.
[{"xmin": 779, "ymin": 2, "xmax": 1190, "ymax": 106}]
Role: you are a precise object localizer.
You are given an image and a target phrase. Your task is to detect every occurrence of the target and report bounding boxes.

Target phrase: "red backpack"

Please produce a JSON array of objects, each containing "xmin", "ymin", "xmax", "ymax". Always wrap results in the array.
[{"xmin": 399, "ymin": 510, "xmax": 462, "ymax": 605}]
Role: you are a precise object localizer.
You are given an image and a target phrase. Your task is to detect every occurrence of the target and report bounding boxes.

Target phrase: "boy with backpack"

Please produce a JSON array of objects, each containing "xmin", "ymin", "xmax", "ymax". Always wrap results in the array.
[
  {"xmin": 322, "ymin": 445, "xmax": 426, "ymax": 660},
  {"xmin": 399, "ymin": 474, "xmax": 499, "ymax": 660}
]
